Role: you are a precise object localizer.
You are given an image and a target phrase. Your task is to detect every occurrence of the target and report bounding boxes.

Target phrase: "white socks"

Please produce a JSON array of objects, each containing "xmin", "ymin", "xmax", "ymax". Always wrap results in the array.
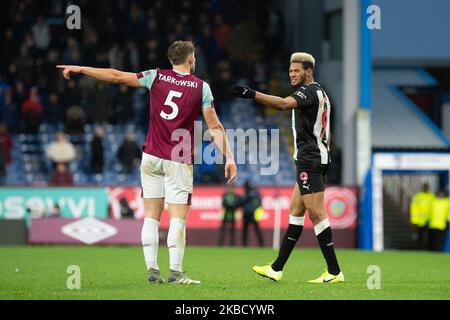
[
  {"xmin": 141, "ymin": 217, "xmax": 160, "ymax": 271},
  {"xmin": 314, "ymin": 218, "xmax": 331, "ymax": 235},
  {"xmin": 167, "ymin": 218, "xmax": 186, "ymax": 272},
  {"xmin": 141, "ymin": 217, "xmax": 187, "ymax": 272},
  {"xmin": 289, "ymin": 215, "xmax": 305, "ymax": 226}
]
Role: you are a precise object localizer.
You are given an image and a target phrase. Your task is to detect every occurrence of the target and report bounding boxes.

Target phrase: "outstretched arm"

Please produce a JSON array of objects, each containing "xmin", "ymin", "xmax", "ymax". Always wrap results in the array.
[
  {"xmin": 56, "ymin": 65, "xmax": 140, "ymax": 87},
  {"xmin": 229, "ymin": 84, "xmax": 298, "ymax": 111}
]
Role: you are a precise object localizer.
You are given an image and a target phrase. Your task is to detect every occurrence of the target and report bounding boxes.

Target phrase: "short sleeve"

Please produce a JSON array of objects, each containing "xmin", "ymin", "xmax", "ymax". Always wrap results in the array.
[
  {"xmin": 136, "ymin": 69, "xmax": 157, "ymax": 89},
  {"xmin": 202, "ymin": 82, "xmax": 214, "ymax": 109},
  {"xmin": 291, "ymin": 86, "xmax": 314, "ymax": 107}
]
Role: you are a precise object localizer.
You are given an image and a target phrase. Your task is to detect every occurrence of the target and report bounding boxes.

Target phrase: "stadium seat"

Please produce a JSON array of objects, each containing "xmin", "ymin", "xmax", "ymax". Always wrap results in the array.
[{"xmin": 7, "ymin": 95, "xmax": 297, "ymax": 187}]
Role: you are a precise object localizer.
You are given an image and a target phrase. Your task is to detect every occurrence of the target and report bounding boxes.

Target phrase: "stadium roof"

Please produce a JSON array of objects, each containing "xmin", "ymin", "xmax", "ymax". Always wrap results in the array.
[{"xmin": 371, "ymin": 68, "xmax": 450, "ymax": 149}]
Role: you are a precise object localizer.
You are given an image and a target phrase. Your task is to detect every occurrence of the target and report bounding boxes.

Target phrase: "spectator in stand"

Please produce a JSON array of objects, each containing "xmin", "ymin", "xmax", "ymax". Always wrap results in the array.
[
  {"xmin": 16, "ymin": 45, "xmax": 34, "ymax": 86},
  {"xmin": 117, "ymin": 133, "xmax": 141, "ymax": 174},
  {"xmin": 49, "ymin": 162, "xmax": 74, "ymax": 186},
  {"xmin": 0, "ymin": 123, "xmax": 12, "ymax": 165},
  {"xmin": 127, "ymin": 3, "xmax": 146, "ymax": 42},
  {"xmin": 1, "ymin": 29, "xmax": 18, "ymax": 73},
  {"xmin": 32, "ymin": 15, "xmax": 51, "ymax": 54},
  {"xmin": 63, "ymin": 37, "xmax": 82, "ymax": 66},
  {"xmin": 113, "ymin": 85, "xmax": 132, "ymax": 125},
  {"xmin": 0, "ymin": 123, "xmax": 12, "ymax": 185},
  {"xmin": 252, "ymin": 62, "xmax": 268, "ymax": 93},
  {"xmin": 212, "ymin": 60, "xmax": 233, "ymax": 116},
  {"xmin": 0, "ymin": 91, "xmax": 19, "ymax": 132},
  {"xmin": 197, "ymin": 25, "xmax": 220, "ymax": 72},
  {"xmin": 0, "ymin": 0, "xmax": 284, "ymax": 187},
  {"xmin": 90, "ymin": 127, "xmax": 105, "ymax": 174},
  {"xmin": 45, "ymin": 132, "xmax": 76, "ymax": 167},
  {"xmin": 125, "ymin": 40, "xmax": 140, "ymax": 72},
  {"xmin": 21, "ymin": 87, "xmax": 43, "ymax": 133},
  {"xmin": 108, "ymin": 42, "xmax": 124, "ymax": 70},
  {"xmin": 65, "ymin": 105, "xmax": 86, "ymax": 135},
  {"xmin": 142, "ymin": 38, "xmax": 162, "ymax": 70},
  {"xmin": 91, "ymin": 82, "xmax": 112, "ymax": 124},
  {"xmin": 0, "ymin": 149, "xmax": 6, "ymax": 185},
  {"xmin": 214, "ymin": 14, "xmax": 231, "ymax": 49},
  {"xmin": 0, "ymin": 75, "xmax": 11, "ymax": 104},
  {"xmin": 13, "ymin": 80, "xmax": 27, "ymax": 108},
  {"xmin": 44, "ymin": 93, "xmax": 64, "ymax": 128},
  {"xmin": 5, "ymin": 63, "xmax": 18, "ymax": 87},
  {"xmin": 266, "ymin": 8, "xmax": 284, "ymax": 62},
  {"xmin": 43, "ymin": 50, "xmax": 62, "ymax": 93},
  {"xmin": 62, "ymin": 80, "xmax": 81, "ymax": 110},
  {"xmin": 82, "ymin": 28, "xmax": 99, "ymax": 67},
  {"xmin": 192, "ymin": 46, "xmax": 208, "ymax": 80},
  {"xmin": 251, "ymin": 62, "xmax": 269, "ymax": 120},
  {"xmin": 22, "ymin": 31, "xmax": 36, "ymax": 53}
]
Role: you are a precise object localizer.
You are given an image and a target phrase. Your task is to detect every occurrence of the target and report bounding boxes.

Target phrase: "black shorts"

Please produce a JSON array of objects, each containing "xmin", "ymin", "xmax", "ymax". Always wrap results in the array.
[{"xmin": 296, "ymin": 161, "xmax": 328, "ymax": 195}]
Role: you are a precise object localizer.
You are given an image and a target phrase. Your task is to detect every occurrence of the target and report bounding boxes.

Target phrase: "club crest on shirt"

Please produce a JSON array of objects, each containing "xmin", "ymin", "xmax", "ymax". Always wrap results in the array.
[{"xmin": 300, "ymin": 171, "xmax": 308, "ymax": 184}]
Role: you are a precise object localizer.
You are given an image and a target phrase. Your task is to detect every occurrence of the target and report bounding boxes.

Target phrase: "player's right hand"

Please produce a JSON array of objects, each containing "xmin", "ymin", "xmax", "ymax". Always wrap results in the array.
[
  {"xmin": 56, "ymin": 65, "xmax": 82, "ymax": 80},
  {"xmin": 225, "ymin": 161, "xmax": 237, "ymax": 184},
  {"xmin": 229, "ymin": 84, "xmax": 256, "ymax": 99}
]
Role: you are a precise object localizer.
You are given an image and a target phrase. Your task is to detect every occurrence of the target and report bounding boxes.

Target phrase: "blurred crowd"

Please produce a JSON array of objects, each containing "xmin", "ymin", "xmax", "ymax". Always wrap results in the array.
[
  {"xmin": 0, "ymin": 0, "xmax": 284, "ymax": 132},
  {"xmin": 0, "ymin": 0, "xmax": 285, "ymax": 185}
]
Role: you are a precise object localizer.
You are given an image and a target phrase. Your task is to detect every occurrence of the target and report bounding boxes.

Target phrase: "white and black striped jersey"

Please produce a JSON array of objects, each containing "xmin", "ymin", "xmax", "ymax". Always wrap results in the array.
[{"xmin": 290, "ymin": 82, "xmax": 331, "ymax": 165}]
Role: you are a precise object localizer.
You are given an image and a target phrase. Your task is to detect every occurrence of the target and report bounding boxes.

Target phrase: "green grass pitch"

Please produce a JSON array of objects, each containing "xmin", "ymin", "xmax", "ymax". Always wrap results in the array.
[{"xmin": 1, "ymin": 246, "xmax": 450, "ymax": 300}]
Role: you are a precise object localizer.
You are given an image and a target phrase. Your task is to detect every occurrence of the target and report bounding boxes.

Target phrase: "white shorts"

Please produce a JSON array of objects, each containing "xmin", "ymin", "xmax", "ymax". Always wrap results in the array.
[{"xmin": 140, "ymin": 153, "xmax": 193, "ymax": 205}]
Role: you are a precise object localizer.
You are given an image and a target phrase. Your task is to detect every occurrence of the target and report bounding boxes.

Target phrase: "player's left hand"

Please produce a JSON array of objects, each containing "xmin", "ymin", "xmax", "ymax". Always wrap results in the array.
[
  {"xmin": 229, "ymin": 84, "xmax": 256, "ymax": 99},
  {"xmin": 56, "ymin": 65, "xmax": 82, "ymax": 80},
  {"xmin": 225, "ymin": 161, "xmax": 237, "ymax": 184}
]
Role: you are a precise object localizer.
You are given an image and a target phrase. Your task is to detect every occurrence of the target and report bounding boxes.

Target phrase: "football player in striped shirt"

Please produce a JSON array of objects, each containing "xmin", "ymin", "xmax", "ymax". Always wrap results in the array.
[{"xmin": 230, "ymin": 52, "xmax": 344, "ymax": 284}]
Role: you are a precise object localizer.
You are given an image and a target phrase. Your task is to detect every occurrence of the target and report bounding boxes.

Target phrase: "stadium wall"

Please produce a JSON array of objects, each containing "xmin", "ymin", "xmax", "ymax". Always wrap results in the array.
[
  {"xmin": 0, "ymin": 186, "xmax": 358, "ymax": 248},
  {"xmin": 27, "ymin": 218, "xmax": 356, "ymax": 248}
]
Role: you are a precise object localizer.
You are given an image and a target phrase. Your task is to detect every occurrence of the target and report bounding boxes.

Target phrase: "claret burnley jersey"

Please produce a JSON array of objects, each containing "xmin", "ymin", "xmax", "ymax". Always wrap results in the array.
[{"xmin": 136, "ymin": 68, "xmax": 214, "ymax": 164}]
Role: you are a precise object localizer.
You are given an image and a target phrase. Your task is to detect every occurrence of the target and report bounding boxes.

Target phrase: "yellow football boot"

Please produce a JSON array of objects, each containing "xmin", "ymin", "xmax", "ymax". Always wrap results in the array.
[
  {"xmin": 252, "ymin": 265, "xmax": 283, "ymax": 282},
  {"xmin": 307, "ymin": 270, "xmax": 345, "ymax": 284}
]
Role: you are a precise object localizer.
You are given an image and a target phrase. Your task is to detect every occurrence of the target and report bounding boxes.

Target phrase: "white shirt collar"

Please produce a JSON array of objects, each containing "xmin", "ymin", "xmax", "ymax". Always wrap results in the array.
[{"xmin": 172, "ymin": 69, "xmax": 190, "ymax": 76}]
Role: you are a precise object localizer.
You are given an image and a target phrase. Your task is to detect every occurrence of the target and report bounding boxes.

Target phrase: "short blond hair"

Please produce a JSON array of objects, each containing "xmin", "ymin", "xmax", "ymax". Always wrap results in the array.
[{"xmin": 290, "ymin": 52, "xmax": 315, "ymax": 70}]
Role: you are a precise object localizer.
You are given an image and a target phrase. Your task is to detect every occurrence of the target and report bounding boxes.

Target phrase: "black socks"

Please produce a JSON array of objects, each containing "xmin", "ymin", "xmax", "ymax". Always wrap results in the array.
[
  {"xmin": 271, "ymin": 223, "xmax": 303, "ymax": 272},
  {"xmin": 271, "ymin": 217, "xmax": 341, "ymax": 276},
  {"xmin": 316, "ymin": 226, "xmax": 341, "ymax": 275}
]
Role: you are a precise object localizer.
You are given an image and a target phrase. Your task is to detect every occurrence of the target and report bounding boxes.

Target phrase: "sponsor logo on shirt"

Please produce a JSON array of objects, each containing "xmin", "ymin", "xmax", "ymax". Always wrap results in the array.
[{"xmin": 295, "ymin": 91, "xmax": 307, "ymax": 100}]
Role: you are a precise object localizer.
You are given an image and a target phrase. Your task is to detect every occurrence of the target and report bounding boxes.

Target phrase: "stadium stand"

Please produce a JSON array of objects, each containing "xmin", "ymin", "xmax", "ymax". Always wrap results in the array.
[
  {"xmin": 0, "ymin": 0, "xmax": 298, "ymax": 187},
  {"xmin": 372, "ymin": 68, "xmax": 450, "ymax": 149}
]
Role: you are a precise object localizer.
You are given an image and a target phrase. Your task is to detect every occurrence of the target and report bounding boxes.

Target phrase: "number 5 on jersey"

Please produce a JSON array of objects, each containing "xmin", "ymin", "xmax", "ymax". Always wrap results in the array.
[{"xmin": 161, "ymin": 90, "xmax": 183, "ymax": 120}]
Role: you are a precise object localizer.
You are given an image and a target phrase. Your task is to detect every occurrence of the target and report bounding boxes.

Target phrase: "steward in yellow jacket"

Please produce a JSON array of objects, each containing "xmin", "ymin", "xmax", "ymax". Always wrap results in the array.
[
  {"xmin": 410, "ymin": 184, "xmax": 434, "ymax": 250},
  {"xmin": 428, "ymin": 190, "xmax": 450, "ymax": 251}
]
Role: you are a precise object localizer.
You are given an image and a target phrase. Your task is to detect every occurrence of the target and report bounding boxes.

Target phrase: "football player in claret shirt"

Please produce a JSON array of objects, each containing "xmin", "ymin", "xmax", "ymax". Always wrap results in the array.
[
  {"xmin": 230, "ymin": 52, "xmax": 344, "ymax": 284},
  {"xmin": 58, "ymin": 40, "xmax": 237, "ymax": 285}
]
